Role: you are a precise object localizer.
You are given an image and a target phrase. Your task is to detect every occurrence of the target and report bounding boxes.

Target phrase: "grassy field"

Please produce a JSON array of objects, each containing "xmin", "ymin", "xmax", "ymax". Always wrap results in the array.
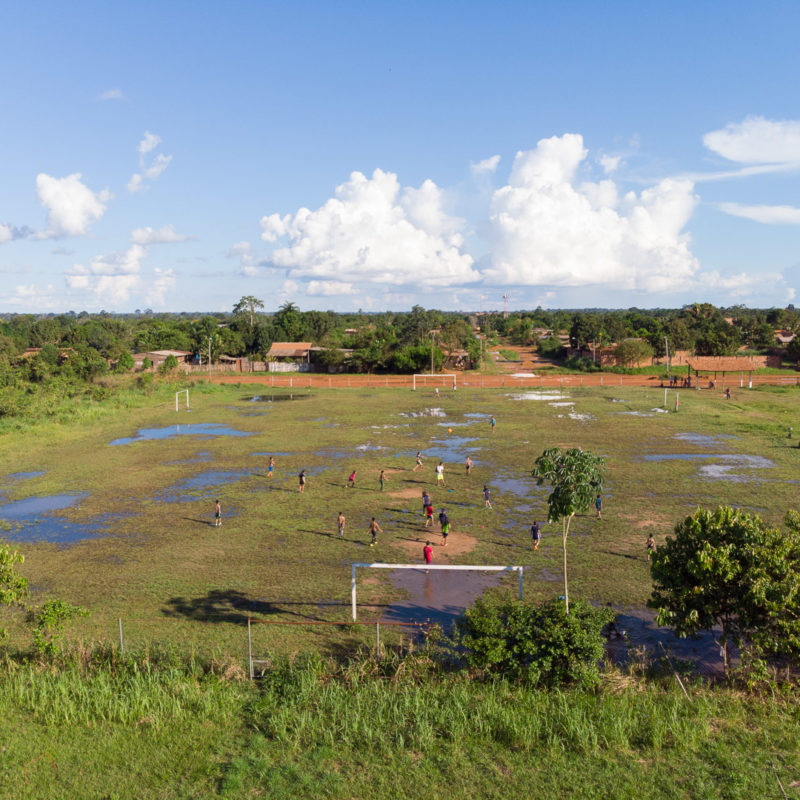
[
  {"xmin": 2, "ymin": 378, "xmax": 799, "ymax": 657},
  {"xmin": 1, "ymin": 651, "xmax": 799, "ymax": 800},
  {"xmin": 2, "ymin": 377, "xmax": 800, "ymax": 798}
]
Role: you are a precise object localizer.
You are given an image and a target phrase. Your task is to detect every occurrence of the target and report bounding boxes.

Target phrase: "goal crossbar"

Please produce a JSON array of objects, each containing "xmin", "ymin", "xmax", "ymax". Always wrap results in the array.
[
  {"xmin": 412, "ymin": 374, "xmax": 457, "ymax": 390},
  {"xmin": 175, "ymin": 389, "xmax": 189, "ymax": 412},
  {"xmin": 351, "ymin": 562, "xmax": 523, "ymax": 621}
]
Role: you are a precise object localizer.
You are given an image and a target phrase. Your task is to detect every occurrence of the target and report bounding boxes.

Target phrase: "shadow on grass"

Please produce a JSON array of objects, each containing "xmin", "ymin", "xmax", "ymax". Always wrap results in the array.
[
  {"xmin": 162, "ymin": 589, "xmax": 355, "ymax": 624},
  {"xmin": 599, "ymin": 548, "xmax": 643, "ymax": 562},
  {"xmin": 181, "ymin": 517, "xmax": 214, "ymax": 526}
]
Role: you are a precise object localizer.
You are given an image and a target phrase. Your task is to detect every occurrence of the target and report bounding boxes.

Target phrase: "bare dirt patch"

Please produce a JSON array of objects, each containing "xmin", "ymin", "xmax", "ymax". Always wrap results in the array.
[
  {"xmin": 388, "ymin": 487, "xmax": 426, "ymax": 500},
  {"xmin": 394, "ymin": 529, "xmax": 478, "ymax": 561}
]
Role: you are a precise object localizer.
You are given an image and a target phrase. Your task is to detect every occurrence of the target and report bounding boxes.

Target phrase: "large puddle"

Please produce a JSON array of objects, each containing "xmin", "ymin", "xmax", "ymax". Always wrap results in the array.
[
  {"xmin": 0, "ymin": 492, "xmax": 126, "ymax": 544},
  {"xmin": 381, "ymin": 569, "xmax": 505, "ymax": 630},
  {"xmin": 421, "ymin": 436, "xmax": 480, "ymax": 463},
  {"xmin": 157, "ymin": 469, "xmax": 257, "ymax": 503},
  {"xmin": 110, "ymin": 423, "xmax": 255, "ymax": 446},
  {"xmin": 246, "ymin": 394, "xmax": 311, "ymax": 402},
  {"xmin": 643, "ymin": 452, "xmax": 774, "ymax": 483}
]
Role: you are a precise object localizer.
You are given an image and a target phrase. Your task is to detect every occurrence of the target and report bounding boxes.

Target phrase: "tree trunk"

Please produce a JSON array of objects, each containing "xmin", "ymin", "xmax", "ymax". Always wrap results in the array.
[{"xmin": 562, "ymin": 514, "xmax": 573, "ymax": 614}]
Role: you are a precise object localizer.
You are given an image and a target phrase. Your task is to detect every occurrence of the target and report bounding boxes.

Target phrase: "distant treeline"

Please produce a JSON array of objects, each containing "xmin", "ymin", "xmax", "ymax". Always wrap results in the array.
[
  {"xmin": 0, "ymin": 301, "xmax": 798, "ymax": 387},
  {"xmin": 484, "ymin": 302, "xmax": 800, "ymax": 362}
]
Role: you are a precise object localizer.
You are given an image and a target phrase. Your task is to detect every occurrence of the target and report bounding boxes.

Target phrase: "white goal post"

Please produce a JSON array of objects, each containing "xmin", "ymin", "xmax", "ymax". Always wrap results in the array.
[
  {"xmin": 412, "ymin": 374, "xmax": 457, "ymax": 390},
  {"xmin": 350, "ymin": 562, "xmax": 523, "ymax": 621},
  {"xmin": 175, "ymin": 389, "xmax": 189, "ymax": 412}
]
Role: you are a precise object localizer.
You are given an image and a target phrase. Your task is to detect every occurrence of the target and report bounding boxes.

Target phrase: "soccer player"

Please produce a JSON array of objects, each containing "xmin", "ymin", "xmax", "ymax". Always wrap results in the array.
[
  {"xmin": 298, "ymin": 469, "xmax": 306, "ymax": 493},
  {"xmin": 531, "ymin": 520, "xmax": 541, "ymax": 551},
  {"xmin": 347, "ymin": 470, "xmax": 357, "ymax": 489},
  {"xmin": 214, "ymin": 499, "xmax": 222, "ymax": 527},
  {"xmin": 368, "ymin": 517, "xmax": 383, "ymax": 547},
  {"xmin": 337, "ymin": 511, "xmax": 346, "ymax": 539},
  {"xmin": 435, "ymin": 461, "xmax": 446, "ymax": 487},
  {"xmin": 483, "ymin": 485, "xmax": 492, "ymax": 509},
  {"xmin": 267, "ymin": 455, "xmax": 275, "ymax": 478}
]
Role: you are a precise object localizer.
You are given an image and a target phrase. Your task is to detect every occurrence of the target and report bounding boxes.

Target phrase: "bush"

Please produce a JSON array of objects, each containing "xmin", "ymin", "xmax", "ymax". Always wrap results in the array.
[
  {"xmin": 455, "ymin": 597, "xmax": 613, "ymax": 688},
  {"xmin": 564, "ymin": 355, "xmax": 601, "ymax": 372}
]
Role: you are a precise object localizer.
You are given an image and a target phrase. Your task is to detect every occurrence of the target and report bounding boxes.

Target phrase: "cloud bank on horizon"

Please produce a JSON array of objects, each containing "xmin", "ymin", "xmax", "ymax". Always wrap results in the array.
[{"xmin": 3, "ymin": 118, "xmax": 800, "ymax": 311}]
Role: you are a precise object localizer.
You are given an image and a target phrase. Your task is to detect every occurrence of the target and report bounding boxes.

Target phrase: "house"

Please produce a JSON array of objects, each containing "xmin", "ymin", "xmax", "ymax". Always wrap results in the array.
[
  {"xmin": 266, "ymin": 342, "xmax": 313, "ymax": 372},
  {"xmin": 131, "ymin": 350, "xmax": 193, "ymax": 369}
]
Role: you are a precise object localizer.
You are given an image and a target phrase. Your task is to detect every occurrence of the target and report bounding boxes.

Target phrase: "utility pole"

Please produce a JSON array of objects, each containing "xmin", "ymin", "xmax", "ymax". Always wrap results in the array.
[
  {"xmin": 664, "ymin": 336, "xmax": 670, "ymax": 376},
  {"xmin": 208, "ymin": 336, "xmax": 212, "ymax": 378},
  {"xmin": 431, "ymin": 330, "xmax": 435, "ymax": 374}
]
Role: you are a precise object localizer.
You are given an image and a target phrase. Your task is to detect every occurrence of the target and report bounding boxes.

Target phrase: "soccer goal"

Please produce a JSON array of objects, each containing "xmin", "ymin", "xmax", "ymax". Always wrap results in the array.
[
  {"xmin": 175, "ymin": 389, "xmax": 189, "ymax": 412},
  {"xmin": 412, "ymin": 374, "xmax": 457, "ymax": 391},
  {"xmin": 350, "ymin": 562, "xmax": 523, "ymax": 621}
]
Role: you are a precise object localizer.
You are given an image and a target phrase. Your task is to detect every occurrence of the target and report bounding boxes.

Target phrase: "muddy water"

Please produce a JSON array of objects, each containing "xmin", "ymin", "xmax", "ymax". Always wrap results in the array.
[
  {"xmin": 110, "ymin": 423, "xmax": 254, "ymax": 446},
  {"xmin": 0, "ymin": 492, "xmax": 128, "ymax": 544},
  {"xmin": 381, "ymin": 568, "xmax": 505, "ymax": 630}
]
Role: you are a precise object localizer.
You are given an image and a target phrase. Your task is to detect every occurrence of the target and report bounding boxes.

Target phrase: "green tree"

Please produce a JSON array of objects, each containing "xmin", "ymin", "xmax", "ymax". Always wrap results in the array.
[
  {"xmin": 115, "ymin": 351, "xmax": 135, "ymax": 373},
  {"xmin": 232, "ymin": 295, "xmax": 265, "ymax": 330},
  {"xmin": 158, "ymin": 354, "xmax": 179, "ymax": 375},
  {"xmin": 532, "ymin": 447, "xmax": 605, "ymax": 613},
  {"xmin": 649, "ymin": 506, "xmax": 800, "ymax": 672},
  {"xmin": 614, "ymin": 338, "xmax": 654, "ymax": 368},
  {"xmin": 455, "ymin": 597, "xmax": 614, "ymax": 688},
  {"xmin": 0, "ymin": 543, "xmax": 29, "ymax": 642}
]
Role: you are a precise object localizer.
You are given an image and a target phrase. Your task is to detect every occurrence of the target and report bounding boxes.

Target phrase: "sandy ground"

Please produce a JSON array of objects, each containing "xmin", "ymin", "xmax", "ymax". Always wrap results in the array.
[{"xmin": 393, "ymin": 528, "xmax": 478, "ymax": 562}]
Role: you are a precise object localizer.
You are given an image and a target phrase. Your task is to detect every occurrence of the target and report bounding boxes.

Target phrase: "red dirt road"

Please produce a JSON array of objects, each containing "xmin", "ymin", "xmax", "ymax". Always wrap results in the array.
[{"xmin": 195, "ymin": 372, "xmax": 799, "ymax": 390}]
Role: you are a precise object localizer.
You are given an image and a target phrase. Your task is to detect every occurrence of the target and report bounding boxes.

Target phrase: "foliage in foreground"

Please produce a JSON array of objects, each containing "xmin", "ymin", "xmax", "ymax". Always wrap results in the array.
[
  {"xmin": 649, "ymin": 506, "xmax": 800, "ymax": 671},
  {"xmin": 453, "ymin": 597, "xmax": 614, "ymax": 688},
  {"xmin": 2, "ymin": 646, "xmax": 800, "ymax": 799}
]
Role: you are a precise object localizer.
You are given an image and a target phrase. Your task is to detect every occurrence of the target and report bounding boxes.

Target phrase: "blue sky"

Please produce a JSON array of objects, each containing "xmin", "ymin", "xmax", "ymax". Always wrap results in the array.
[{"xmin": 2, "ymin": 0, "xmax": 799, "ymax": 313}]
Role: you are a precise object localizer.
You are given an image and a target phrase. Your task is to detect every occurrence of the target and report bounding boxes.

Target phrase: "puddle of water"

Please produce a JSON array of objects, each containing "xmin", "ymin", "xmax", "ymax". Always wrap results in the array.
[
  {"xmin": 399, "ymin": 408, "xmax": 447, "ymax": 418},
  {"xmin": 382, "ymin": 569, "xmax": 505, "ymax": 630},
  {"xmin": 548, "ymin": 401, "xmax": 574, "ymax": 407},
  {"xmin": 674, "ymin": 432, "xmax": 738, "ymax": 446},
  {"xmin": 568, "ymin": 411, "xmax": 595, "ymax": 422},
  {"xmin": 508, "ymin": 391, "xmax": 569, "ymax": 401},
  {"xmin": 355, "ymin": 444, "xmax": 387, "ymax": 452},
  {"xmin": 436, "ymin": 421, "xmax": 472, "ymax": 428},
  {"xmin": 421, "ymin": 436, "xmax": 480, "ymax": 463},
  {"xmin": 157, "ymin": 470, "xmax": 257, "ymax": 503},
  {"xmin": 0, "ymin": 492, "xmax": 129, "ymax": 544},
  {"xmin": 609, "ymin": 608, "xmax": 737, "ymax": 678},
  {"xmin": 492, "ymin": 473, "xmax": 543, "ymax": 498},
  {"xmin": 463, "ymin": 412, "xmax": 490, "ymax": 418},
  {"xmin": 110, "ymin": 423, "xmax": 254, "ymax": 446},
  {"xmin": 0, "ymin": 493, "xmax": 88, "ymax": 519},
  {"xmin": 6, "ymin": 471, "xmax": 45, "ymax": 481},
  {"xmin": 247, "ymin": 394, "xmax": 311, "ymax": 402}
]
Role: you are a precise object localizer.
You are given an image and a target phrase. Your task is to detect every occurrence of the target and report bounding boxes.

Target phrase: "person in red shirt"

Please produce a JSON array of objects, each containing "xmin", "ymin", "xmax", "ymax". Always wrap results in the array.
[
  {"xmin": 347, "ymin": 470, "xmax": 357, "ymax": 489},
  {"xmin": 425, "ymin": 503, "xmax": 434, "ymax": 527},
  {"xmin": 423, "ymin": 541, "xmax": 433, "ymax": 569}
]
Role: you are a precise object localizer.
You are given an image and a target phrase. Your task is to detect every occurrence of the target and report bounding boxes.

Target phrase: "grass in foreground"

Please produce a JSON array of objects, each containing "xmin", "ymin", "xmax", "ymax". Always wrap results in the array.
[{"xmin": 1, "ymin": 649, "xmax": 799, "ymax": 800}]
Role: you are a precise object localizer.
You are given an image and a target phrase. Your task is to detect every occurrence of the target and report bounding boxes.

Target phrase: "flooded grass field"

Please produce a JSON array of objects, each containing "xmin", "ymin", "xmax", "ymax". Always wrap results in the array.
[{"xmin": 1, "ymin": 380, "xmax": 798, "ymax": 664}]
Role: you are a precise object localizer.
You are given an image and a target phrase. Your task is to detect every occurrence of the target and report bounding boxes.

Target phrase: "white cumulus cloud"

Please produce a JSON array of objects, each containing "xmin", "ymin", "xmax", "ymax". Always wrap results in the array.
[
  {"xmin": 260, "ymin": 168, "xmax": 478, "ymax": 288},
  {"xmin": 138, "ymin": 131, "xmax": 161, "ymax": 155},
  {"xmin": 703, "ymin": 116, "xmax": 800, "ymax": 165},
  {"xmin": 483, "ymin": 134, "xmax": 700, "ymax": 292},
  {"xmin": 131, "ymin": 224, "xmax": 192, "ymax": 245},
  {"xmin": 719, "ymin": 202, "xmax": 800, "ymax": 225},
  {"xmin": 307, "ymin": 280, "xmax": 356, "ymax": 296},
  {"xmin": 36, "ymin": 173, "xmax": 111, "ymax": 237},
  {"xmin": 470, "ymin": 155, "xmax": 501, "ymax": 175},
  {"xmin": 128, "ymin": 132, "xmax": 172, "ymax": 193},
  {"xmin": 146, "ymin": 268, "xmax": 176, "ymax": 307},
  {"xmin": 99, "ymin": 88, "xmax": 123, "ymax": 100},
  {"xmin": 66, "ymin": 244, "xmax": 146, "ymax": 304}
]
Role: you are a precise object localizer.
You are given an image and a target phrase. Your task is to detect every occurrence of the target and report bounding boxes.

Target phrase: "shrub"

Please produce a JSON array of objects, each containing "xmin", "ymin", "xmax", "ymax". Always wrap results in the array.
[{"xmin": 455, "ymin": 597, "xmax": 613, "ymax": 688}]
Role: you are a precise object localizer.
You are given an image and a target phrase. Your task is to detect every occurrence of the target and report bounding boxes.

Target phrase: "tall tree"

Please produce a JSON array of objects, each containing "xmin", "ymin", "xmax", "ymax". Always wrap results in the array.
[
  {"xmin": 232, "ymin": 296, "xmax": 265, "ymax": 330},
  {"xmin": 532, "ymin": 448, "xmax": 605, "ymax": 613},
  {"xmin": 649, "ymin": 506, "xmax": 800, "ymax": 672}
]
